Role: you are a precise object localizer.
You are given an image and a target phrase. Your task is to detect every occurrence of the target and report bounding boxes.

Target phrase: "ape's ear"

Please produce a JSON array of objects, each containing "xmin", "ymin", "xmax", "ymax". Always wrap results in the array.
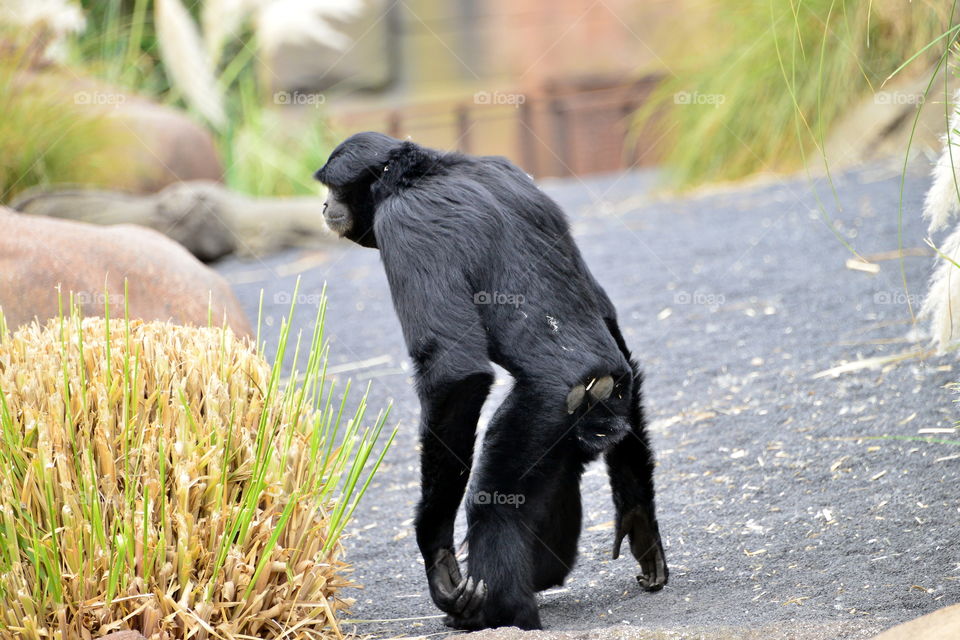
[{"xmin": 377, "ymin": 141, "xmax": 437, "ymax": 193}]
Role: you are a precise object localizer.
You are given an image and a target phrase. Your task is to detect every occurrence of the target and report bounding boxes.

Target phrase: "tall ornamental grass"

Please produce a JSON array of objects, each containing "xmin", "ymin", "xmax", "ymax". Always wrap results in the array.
[
  {"xmin": 0, "ymin": 292, "xmax": 394, "ymax": 639},
  {"xmin": 634, "ymin": 0, "xmax": 952, "ymax": 188}
]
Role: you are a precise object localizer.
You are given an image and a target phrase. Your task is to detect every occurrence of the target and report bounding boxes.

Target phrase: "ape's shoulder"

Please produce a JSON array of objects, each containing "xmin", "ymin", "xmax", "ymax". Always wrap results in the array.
[{"xmin": 375, "ymin": 141, "xmax": 441, "ymax": 194}]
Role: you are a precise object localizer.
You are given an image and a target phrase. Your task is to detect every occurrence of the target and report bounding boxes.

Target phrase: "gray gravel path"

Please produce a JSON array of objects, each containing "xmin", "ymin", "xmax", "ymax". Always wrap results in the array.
[{"xmin": 215, "ymin": 160, "xmax": 960, "ymax": 639}]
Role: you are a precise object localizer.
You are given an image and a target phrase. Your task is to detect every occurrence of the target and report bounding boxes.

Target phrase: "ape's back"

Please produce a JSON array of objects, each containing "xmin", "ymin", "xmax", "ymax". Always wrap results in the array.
[
  {"xmin": 372, "ymin": 143, "xmax": 627, "ymax": 383},
  {"xmin": 437, "ymin": 154, "xmax": 627, "ymax": 383}
]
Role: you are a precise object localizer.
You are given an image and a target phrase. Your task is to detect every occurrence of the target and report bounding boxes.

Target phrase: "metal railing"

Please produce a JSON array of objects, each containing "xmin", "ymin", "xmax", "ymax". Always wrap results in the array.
[{"xmin": 331, "ymin": 74, "xmax": 664, "ymax": 178}]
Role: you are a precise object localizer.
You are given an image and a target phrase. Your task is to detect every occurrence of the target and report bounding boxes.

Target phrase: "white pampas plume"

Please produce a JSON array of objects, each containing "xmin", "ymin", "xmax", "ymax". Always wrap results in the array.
[
  {"xmin": 920, "ymin": 230, "xmax": 960, "ymax": 352},
  {"xmin": 155, "ymin": 0, "xmax": 226, "ymax": 128},
  {"xmin": 255, "ymin": 0, "xmax": 364, "ymax": 60},
  {"xmin": 0, "ymin": 0, "xmax": 86, "ymax": 61},
  {"xmin": 0, "ymin": 0, "xmax": 86, "ymax": 34},
  {"xmin": 202, "ymin": 0, "xmax": 254, "ymax": 64},
  {"xmin": 922, "ymin": 88, "xmax": 960, "ymax": 234}
]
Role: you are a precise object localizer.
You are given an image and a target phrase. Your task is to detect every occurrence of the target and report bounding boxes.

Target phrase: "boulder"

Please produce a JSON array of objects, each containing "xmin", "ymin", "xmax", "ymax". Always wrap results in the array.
[
  {"xmin": 870, "ymin": 604, "xmax": 960, "ymax": 640},
  {"xmin": 25, "ymin": 71, "xmax": 223, "ymax": 193},
  {"xmin": 110, "ymin": 98, "xmax": 224, "ymax": 192},
  {"xmin": 12, "ymin": 180, "xmax": 334, "ymax": 261},
  {"xmin": 0, "ymin": 207, "xmax": 251, "ymax": 336},
  {"xmin": 825, "ymin": 65, "xmax": 955, "ymax": 167}
]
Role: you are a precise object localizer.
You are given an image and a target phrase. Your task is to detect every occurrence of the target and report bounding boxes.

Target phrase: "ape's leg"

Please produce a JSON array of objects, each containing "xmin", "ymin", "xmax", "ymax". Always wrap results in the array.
[
  {"xmin": 415, "ymin": 371, "xmax": 494, "ymax": 618},
  {"xmin": 603, "ymin": 318, "xmax": 668, "ymax": 591},
  {"xmin": 529, "ymin": 462, "xmax": 583, "ymax": 592},
  {"xmin": 448, "ymin": 382, "xmax": 569, "ymax": 630}
]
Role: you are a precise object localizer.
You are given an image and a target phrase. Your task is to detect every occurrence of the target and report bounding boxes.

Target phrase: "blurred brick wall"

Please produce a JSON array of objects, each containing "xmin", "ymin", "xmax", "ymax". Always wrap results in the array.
[
  {"xmin": 389, "ymin": 0, "xmax": 677, "ymax": 91},
  {"xmin": 320, "ymin": 0, "xmax": 680, "ymax": 176}
]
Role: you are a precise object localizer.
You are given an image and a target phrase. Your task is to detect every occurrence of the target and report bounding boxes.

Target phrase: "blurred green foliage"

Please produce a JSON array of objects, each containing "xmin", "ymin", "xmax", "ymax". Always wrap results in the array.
[
  {"xmin": 0, "ymin": 52, "xmax": 135, "ymax": 203},
  {"xmin": 7, "ymin": 0, "xmax": 331, "ymax": 199},
  {"xmin": 634, "ymin": 1, "xmax": 954, "ymax": 188}
]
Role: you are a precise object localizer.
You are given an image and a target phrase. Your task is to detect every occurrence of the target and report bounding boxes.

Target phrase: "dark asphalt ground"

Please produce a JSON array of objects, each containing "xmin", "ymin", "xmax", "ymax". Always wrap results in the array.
[{"xmin": 215, "ymin": 161, "xmax": 960, "ymax": 639}]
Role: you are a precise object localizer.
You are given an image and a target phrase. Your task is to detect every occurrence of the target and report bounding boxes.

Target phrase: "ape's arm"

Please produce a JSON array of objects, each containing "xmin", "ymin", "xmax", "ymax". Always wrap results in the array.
[
  {"xmin": 376, "ymin": 194, "xmax": 495, "ymax": 616},
  {"xmin": 602, "ymin": 316, "xmax": 668, "ymax": 591}
]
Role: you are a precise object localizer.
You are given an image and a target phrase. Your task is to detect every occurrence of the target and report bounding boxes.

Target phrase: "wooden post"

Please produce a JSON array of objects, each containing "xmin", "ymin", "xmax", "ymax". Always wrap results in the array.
[
  {"xmin": 456, "ymin": 103, "xmax": 471, "ymax": 153},
  {"xmin": 549, "ymin": 93, "xmax": 570, "ymax": 177},
  {"xmin": 518, "ymin": 97, "xmax": 537, "ymax": 176},
  {"xmin": 387, "ymin": 110, "xmax": 402, "ymax": 138},
  {"xmin": 622, "ymin": 94, "xmax": 638, "ymax": 169}
]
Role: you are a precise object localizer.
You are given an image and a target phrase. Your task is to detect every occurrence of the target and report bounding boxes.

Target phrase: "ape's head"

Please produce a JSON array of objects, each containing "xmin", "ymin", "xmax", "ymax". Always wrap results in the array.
[{"xmin": 314, "ymin": 131, "xmax": 405, "ymax": 249}]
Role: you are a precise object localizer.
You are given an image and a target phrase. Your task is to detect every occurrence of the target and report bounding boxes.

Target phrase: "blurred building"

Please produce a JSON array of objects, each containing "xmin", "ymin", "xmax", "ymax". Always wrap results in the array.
[{"xmin": 271, "ymin": 0, "xmax": 678, "ymax": 177}]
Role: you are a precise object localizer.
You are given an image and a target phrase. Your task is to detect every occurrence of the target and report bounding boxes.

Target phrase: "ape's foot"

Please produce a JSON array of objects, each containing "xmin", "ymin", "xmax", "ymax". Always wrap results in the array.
[
  {"xmin": 443, "ymin": 613, "xmax": 482, "ymax": 631},
  {"xmin": 612, "ymin": 506, "xmax": 669, "ymax": 592},
  {"xmin": 443, "ymin": 604, "xmax": 542, "ymax": 631},
  {"xmin": 426, "ymin": 549, "xmax": 487, "ymax": 619}
]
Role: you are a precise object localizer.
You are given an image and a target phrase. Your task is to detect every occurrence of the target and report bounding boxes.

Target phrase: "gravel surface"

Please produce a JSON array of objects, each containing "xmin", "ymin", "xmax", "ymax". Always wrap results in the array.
[{"xmin": 215, "ymin": 160, "xmax": 960, "ymax": 639}]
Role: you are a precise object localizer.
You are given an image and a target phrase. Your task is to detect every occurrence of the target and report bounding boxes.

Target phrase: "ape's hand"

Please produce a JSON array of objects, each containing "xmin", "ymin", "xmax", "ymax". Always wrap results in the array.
[
  {"xmin": 426, "ymin": 548, "xmax": 487, "ymax": 620},
  {"xmin": 612, "ymin": 507, "xmax": 668, "ymax": 592}
]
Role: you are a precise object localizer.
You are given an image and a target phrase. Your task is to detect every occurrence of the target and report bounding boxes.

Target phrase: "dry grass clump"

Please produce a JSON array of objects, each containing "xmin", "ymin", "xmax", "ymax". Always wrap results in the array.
[{"xmin": 0, "ymin": 300, "xmax": 392, "ymax": 639}]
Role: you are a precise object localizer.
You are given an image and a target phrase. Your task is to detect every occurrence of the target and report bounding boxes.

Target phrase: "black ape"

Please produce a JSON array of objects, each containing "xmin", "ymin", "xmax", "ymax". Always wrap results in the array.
[{"xmin": 315, "ymin": 132, "xmax": 667, "ymax": 630}]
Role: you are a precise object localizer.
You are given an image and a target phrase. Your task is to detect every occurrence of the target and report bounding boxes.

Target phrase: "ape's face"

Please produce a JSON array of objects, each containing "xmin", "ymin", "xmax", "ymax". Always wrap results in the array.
[
  {"xmin": 315, "ymin": 131, "xmax": 403, "ymax": 249},
  {"xmin": 319, "ymin": 184, "xmax": 378, "ymax": 248},
  {"xmin": 321, "ymin": 188, "xmax": 353, "ymax": 237}
]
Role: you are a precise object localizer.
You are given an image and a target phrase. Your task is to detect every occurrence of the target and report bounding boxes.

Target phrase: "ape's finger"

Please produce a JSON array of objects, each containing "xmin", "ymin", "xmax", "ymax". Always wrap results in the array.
[
  {"xmin": 447, "ymin": 575, "xmax": 471, "ymax": 605},
  {"xmin": 453, "ymin": 577, "xmax": 475, "ymax": 611},
  {"xmin": 637, "ymin": 566, "xmax": 666, "ymax": 591},
  {"xmin": 635, "ymin": 544, "xmax": 668, "ymax": 592},
  {"xmin": 612, "ymin": 510, "xmax": 636, "ymax": 559},
  {"xmin": 611, "ymin": 526, "xmax": 627, "ymax": 560},
  {"xmin": 439, "ymin": 551, "xmax": 463, "ymax": 587},
  {"xmin": 427, "ymin": 549, "xmax": 470, "ymax": 611},
  {"xmin": 460, "ymin": 579, "xmax": 487, "ymax": 618}
]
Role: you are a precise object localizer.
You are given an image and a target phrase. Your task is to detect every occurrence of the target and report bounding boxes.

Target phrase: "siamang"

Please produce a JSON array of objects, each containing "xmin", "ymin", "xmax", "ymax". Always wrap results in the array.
[{"xmin": 314, "ymin": 132, "xmax": 667, "ymax": 630}]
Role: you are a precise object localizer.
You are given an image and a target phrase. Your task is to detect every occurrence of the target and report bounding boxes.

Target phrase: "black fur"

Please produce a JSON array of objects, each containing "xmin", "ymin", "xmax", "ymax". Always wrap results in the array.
[{"xmin": 315, "ymin": 132, "xmax": 668, "ymax": 630}]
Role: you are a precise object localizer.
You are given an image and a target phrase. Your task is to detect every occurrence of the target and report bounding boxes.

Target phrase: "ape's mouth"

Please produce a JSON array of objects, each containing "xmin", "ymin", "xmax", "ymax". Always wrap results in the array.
[{"xmin": 323, "ymin": 213, "xmax": 350, "ymax": 236}]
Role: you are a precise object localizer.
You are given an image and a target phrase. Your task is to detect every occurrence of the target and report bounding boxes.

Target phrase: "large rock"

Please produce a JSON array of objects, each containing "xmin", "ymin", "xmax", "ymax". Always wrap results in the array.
[
  {"xmin": 27, "ymin": 71, "xmax": 223, "ymax": 193},
  {"xmin": 111, "ymin": 99, "xmax": 223, "ymax": 192},
  {"xmin": 870, "ymin": 604, "xmax": 960, "ymax": 640},
  {"xmin": 825, "ymin": 65, "xmax": 953, "ymax": 166},
  {"xmin": 0, "ymin": 208, "xmax": 251, "ymax": 336},
  {"xmin": 12, "ymin": 181, "xmax": 334, "ymax": 261}
]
